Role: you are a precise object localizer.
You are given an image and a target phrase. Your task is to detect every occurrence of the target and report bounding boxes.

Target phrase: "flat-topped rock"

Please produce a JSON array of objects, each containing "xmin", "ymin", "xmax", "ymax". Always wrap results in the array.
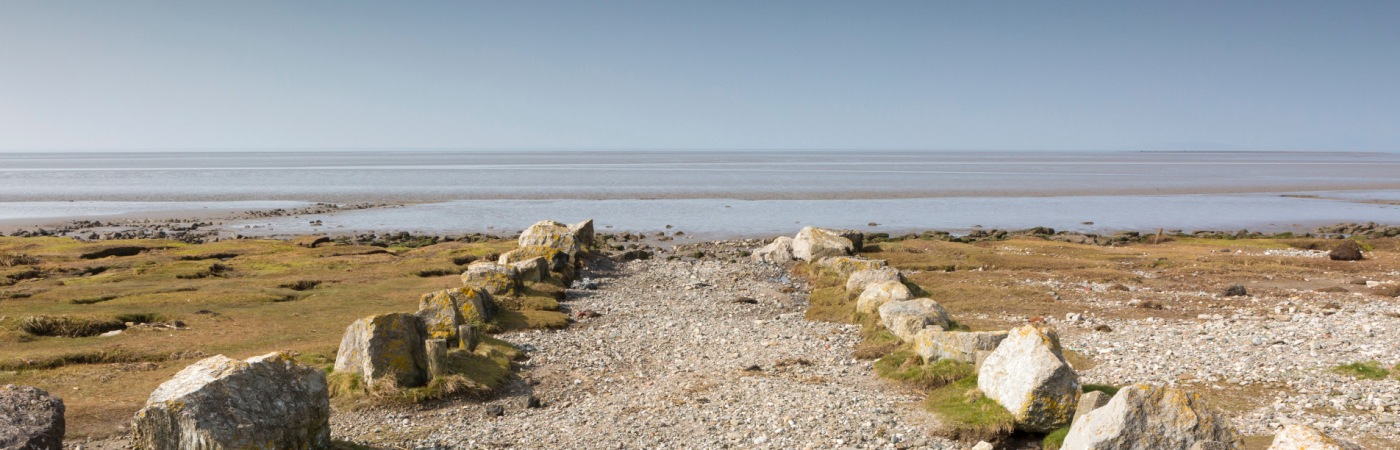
[
  {"xmin": 333, "ymin": 313, "xmax": 429, "ymax": 388},
  {"xmin": 845, "ymin": 266, "xmax": 902, "ymax": 293},
  {"xmin": 913, "ymin": 329, "xmax": 1008, "ymax": 364},
  {"xmin": 815, "ymin": 256, "xmax": 886, "ymax": 279},
  {"xmin": 518, "ymin": 220, "xmax": 582, "ymax": 257},
  {"xmin": 132, "ymin": 352, "xmax": 330, "ymax": 450}
]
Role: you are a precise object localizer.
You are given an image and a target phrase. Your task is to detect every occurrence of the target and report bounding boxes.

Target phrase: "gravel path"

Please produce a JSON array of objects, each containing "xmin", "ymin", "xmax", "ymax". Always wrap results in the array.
[{"xmin": 333, "ymin": 245, "xmax": 957, "ymax": 449}]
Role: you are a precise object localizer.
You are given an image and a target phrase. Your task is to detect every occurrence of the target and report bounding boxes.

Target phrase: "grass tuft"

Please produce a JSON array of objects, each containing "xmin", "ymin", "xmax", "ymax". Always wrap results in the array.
[
  {"xmin": 1042, "ymin": 426, "xmax": 1071, "ymax": 450},
  {"xmin": 20, "ymin": 315, "xmax": 124, "ymax": 337},
  {"xmin": 0, "ymin": 253, "xmax": 40, "ymax": 267},
  {"xmin": 1333, "ymin": 361, "xmax": 1391, "ymax": 380},
  {"xmin": 279, "ymin": 280, "xmax": 322, "ymax": 291},
  {"xmin": 1082, "ymin": 384, "xmax": 1120, "ymax": 396},
  {"xmin": 922, "ymin": 376, "xmax": 1016, "ymax": 443},
  {"xmin": 874, "ymin": 350, "xmax": 974, "ymax": 390}
]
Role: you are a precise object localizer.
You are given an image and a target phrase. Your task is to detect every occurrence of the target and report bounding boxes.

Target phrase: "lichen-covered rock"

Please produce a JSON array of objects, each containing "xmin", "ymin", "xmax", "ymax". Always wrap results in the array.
[
  {"xmin": 462, "ymin": 262, "xmax": 519, "ymax": 295},
  {"xmin": 416, "ymin": 290, "xmax": 466, "ymax": 342},
  {"xmin": 978, "ymin": 325, "xmax": 1081, "ymax": 432},
  {"xmin": 913, "ymin": 329, "xmax": 1008, "ymax": 364},
  {"xmin": 333, "ymin": 313, "xmax": 429, "ymax": 388},
  {"xmin": 568, "ymin": 219, "xmax": 594, "ymax": 248},
  {"xmin": 855, "ymin": 281, "xmax": 913, "ymax": 314},
  {"xmin": 511, "ymin": 257, "xmax": 550, "ymax": 282},
  {"xmin": 449, "ymin": 287, "xmax": 496, "ymax": 324},
  {"xmin": 132, "ymin": 352, "xmax": 330, "ymax": 450},
  {"xmin": 500, "ymin": 245, "xmax": 571, "ymax": 271},
  {"xmin": 0, "ymin": 385, "xmax": 64, "ymax": 450},
  {"xmin": 1073, "ymin": 390, "xmax": 1111, "ymax": 425},
  {"xmin": 1266, "ymin": 424, "xmax": 1361, "ymax": 450},
  {"xmin": 792, "ymin": 227, "xmax": 855, "ymax": 261},
  {"xmin": 846, "ymin": 266, "xmax": 903, "ymax": 293},
  {"xmin": 877, "ymin": 298, "xmax": 950, "ymax": 342},
  {"xmin": 752, "ymin": 237, "xmax": 795, "ymax": 264},
  {"xmin": 518, "ymin": 220, "xmax": 581, "ymax": 257},
  {"xmin": 1062, "ymin": 384, "xmax": 1241, "ymax": 450},
  {"xmin": 816, "ymin": 256, "xmax": 887, "ymax": 280}
]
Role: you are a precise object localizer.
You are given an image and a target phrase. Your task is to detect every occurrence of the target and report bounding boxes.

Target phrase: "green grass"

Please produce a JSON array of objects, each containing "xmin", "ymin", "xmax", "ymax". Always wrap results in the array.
[
  {"xmin": 922, "ymin": 376, "xmax": 1015, "ymax": 443},
  {"xmin": 1082, "ymin": 384, "xmax": 1120, "ymax": 396},
  {"xmin": 874, "ymin": 350, "xmax": 974, "ymax": 390},
  {"xmin": 1333, "ymin": 361, "xmax": 1391, "ymax": 380},
  {"xmin": 1042, "ymin": 426, "xmax": 1071, "ymax": 450}
]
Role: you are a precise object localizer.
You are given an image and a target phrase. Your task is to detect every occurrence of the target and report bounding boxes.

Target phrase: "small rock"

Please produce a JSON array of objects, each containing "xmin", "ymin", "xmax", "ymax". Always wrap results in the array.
[{"xmin": 1223, "ymin": 285, "xmax": 1248, "ymax": 297}]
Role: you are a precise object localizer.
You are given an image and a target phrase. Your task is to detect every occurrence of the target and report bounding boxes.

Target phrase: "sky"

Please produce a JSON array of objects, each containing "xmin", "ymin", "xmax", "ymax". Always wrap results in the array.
[{"xmin": 1, "ymin": 1, "xmax": 1398, "ymax": 152}]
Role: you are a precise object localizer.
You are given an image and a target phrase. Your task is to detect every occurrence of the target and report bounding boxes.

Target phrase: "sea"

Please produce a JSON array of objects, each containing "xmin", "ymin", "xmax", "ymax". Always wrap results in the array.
[{"xmin": 3, "ymin": 150, "xmax": 1400, "ymax": 239}]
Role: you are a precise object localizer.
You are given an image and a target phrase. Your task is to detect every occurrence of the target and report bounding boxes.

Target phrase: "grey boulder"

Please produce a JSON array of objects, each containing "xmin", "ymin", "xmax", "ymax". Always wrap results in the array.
[
  {"xmin": 0, "ymin": 385, "xmax": 64, "ymax": 450},
  {"xmin": 913, "ymin": 329, "xmax": 1008, "ymax": 364},
  {"xmin": 751, "ymin": 237, "xmax": 795, "ymax": 264},
  {"xmin": 855, "ymin": 281, "xmax": 913, "ymax": 314},
  {"xmin": 461, "ymin": 262, "xmax": 519, "ymax": 295},
  {"xmin": 132, "ymin": 352, "xmax": 330, "ymax": 450},
  {"xmin": 1062, "ymin": 384, "xmax": 1241, "ymax": 450},
  {"xmin": 791, "ymin": 227, "xmax": 855, "ymax": 262},
  {"xmin": 333, "ymin": 313, "xmax": 429, "ymax": 388},
  {"xmin": 1266, "ymin": 424, "xmax": 1361, "ymax": 450},
  {"xmin": 845, "ymin": 266, "xmax": 903, "ymax": 293}
]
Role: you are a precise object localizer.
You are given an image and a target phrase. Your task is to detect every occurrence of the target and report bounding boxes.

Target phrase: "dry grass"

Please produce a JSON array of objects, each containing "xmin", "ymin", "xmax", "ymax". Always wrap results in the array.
[{"xmin": 0, "ymin": 235, "xmax": 541, "ymax": 438}]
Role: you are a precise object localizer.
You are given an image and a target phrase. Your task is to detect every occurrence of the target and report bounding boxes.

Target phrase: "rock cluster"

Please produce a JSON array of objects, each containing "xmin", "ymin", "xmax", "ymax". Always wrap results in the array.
[
  {"xmin": 132, "ymin": 352, "xmax": 330, "ymax": 450},
  {"xmin": 0, "ymin": 385, "xmax": 64, "ymax": 450}
]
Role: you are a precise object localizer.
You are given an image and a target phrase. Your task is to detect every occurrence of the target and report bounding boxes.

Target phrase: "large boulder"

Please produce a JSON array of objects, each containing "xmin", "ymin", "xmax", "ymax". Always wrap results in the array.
[
  {"xmin": 752, "ymin": 237, "xmax": 795, "ymax": 264},
  {"xmin": 461, "ymin": 262, "xmax": 519, "ymax": 295},
  {"xmin": 913, "ymin": 329, "xmax": 1008, "ymax": 364},
  {"xmin": 500, "ymin": 245, "xmax": 571, "ymax": 272},
  {"xmin": 0, "ymin": 385, "xmax": 64, "ymax": 450},
  {"xmin": 1062, "ymin": 384, "xmax": 1242, "ymax": 450},
  {"xmin": 1328, "ymin": 240, "xmax": 1364, "ymax": 261},
  {"xmin": 511, "ymin": 257, "xmax": 550, "ymax": 283},
  {"xmin": 792, "ymin": 227, "xmax": 856, "ymax": 261},
  {"xmin": 878, "ymin": 298, "xmax": 950, "ymax": 342},
  {"xmin": 855, "ymin": 281, "xmax": 913, "ymax": 314},
  {"xmin": 568, "ymin": 219, "xmax": 595, "ymax": 248},
  {"xmin": 444, "ymin": 287, "xmax": 495, "ymax": 324},
  {"xmin": 333, "ymin": 313, "xmax": 429, "ymax": 388},
  {"xmin": 846, "ymin": 266, "xmax": 903, "ymax": 293},
  {"xmin": 132, "ymin": 352, "xmax": 330, "ymax": 450},
  {"xmin": 816, "ymin": 256, "xmax": 887, "ymax": 279},
  {"xmin": 1266, "ymin": 424, "xmax": 1361, "ymax": 450},
  {"xmin": 978, "ymin": 325, "xmax": 1080, "ymax": 432},
  {"xmin": 518, "ymin": 220, "xmax": 581, "ymax": 257},
  {"xmin": 416, "ymin": 290, "xmax": 466, "ymax": 342}
]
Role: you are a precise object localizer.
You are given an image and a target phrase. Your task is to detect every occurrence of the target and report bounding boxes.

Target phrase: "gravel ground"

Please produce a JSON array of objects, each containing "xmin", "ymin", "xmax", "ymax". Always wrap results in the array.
[{"xmin": 332, "ymin": 244, "xmax": 959, "ymax": 449}]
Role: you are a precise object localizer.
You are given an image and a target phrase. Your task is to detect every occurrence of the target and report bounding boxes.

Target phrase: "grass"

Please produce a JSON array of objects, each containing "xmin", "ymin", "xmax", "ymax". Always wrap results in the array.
[
  {"xmin": 922, "ymin": 376, "xmax": 1016, "ymax": 443},
  {"xmin": 874, "ymin": 350, "xmax": 974, "ymax": 390},
  {"xmin": 1042, "ymin": 426, "xmax": 1071, "ymax": 450},
  {"xmin": 1333, "ymin": 361, "xmax": 1392, "ymax": 380},
  {"xmin": 0, "ymin": 235, "xmax": 538, "ymax": 438},
  {"xmin": 1082, "ymin": 383, "xmax": 1120, "ymax": 396}
]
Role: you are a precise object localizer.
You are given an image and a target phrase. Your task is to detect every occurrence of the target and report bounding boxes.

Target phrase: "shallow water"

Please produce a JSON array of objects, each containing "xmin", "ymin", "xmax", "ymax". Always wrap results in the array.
[{"xmin": 4, "ymin": 150, "xmax": 1400, "ymax": 235}]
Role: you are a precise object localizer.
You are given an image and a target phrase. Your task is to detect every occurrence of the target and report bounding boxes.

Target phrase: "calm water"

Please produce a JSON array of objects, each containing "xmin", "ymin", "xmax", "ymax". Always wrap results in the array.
[{"xmin": 4, "ymin": 150, "xmax": 1400, "ymax": 235}]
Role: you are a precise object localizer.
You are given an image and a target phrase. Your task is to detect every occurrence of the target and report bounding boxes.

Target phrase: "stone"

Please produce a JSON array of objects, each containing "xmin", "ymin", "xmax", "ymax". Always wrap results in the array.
[
  {"xmin": 855, "ymin": 281, "xmax": 913, "ymax": 314},
  {"xmin": 1073, "ymin": 390, "xmax": 1111, "ymax": 425},
  {"xmin": 791, "ymin": 227, "xmax": 855, "ymax": 262},
  {"xmin": 132, "ymin": 352, "xmax": 330, "ymax": 450},
  {"xmin": 1190, "ymin": 442, "xmax": 1230, "ymax": 450},
  {"xmin": 511, "ymin": 256, "xmax": 550, "ymax": 283},
  {"xmin": 618, "ymin": 249, "xmax": 652, "ymax": 261},
  {"xmin": 333, "ymin": 313, "xmax": 429, "ymax": 388},
  {"xmin": 0, "ymin": 385, "xmax": 64, "ymax": 450},
  {"xmin": 751, "ymin": 236, "xmax": 795, "ymax": 264},
  {"xmin": 500, "ymin": 245, "xmax": 571, "ymax": 274},
  {"xmin": 568, "ymin": 219, "xmax": 594, "ymax": 248},
  {"xmin": 518, "ymin": 220, "xmax": 581, "ymax": 257},
  {"xmin": 1223, "ymin": 285, "xmax": 1247, "ymax": 297},
  {"xmin": 486, "ymin": 405, "xmax": 504, "ymax": 417},
  {"xmin": 1062, "ymin": 384, "xmax": 1241, "ymax": 450},
  {"xmin": 416, "ymin": 290, "xmax": 466, "ymax": 342},
  {"xmin": 420, "ymin": 287, "xmax": 496, "ymax": 331},
  {"xmin": 1266, "ymin": 424, "xmax": 1362, "ymax": 450},
  {"xmin": 425, "ymin": 339, "xmax": 448, "ymax": 379},
  {"xmin": 1328, "ymin": 240, "xmax": 1364, "ymax": 261},
  {"xmin": 815, "ymin": 256, "xmax": 887, "ymax": 279},
  {"xmin": 913, "ymin": 330, "xmax": 1008, "ymax": 364},
  {"xmin": 877, "ymin": 298, "xmax": 951, "ymax": 342},
  {"xmin": 845, "ymin": 266, "xmax": 902, "ymax": 293},
  {"xmin": 970, "ymin": 442, "xmax": 994, "ymax": 450},
  {"xmin": 978, "ymin": 325, "xmax": 1081, "ymax": 432},
  {"xmin": 462, "ymin": 262, "xmax": 518, "ymax": 295}
]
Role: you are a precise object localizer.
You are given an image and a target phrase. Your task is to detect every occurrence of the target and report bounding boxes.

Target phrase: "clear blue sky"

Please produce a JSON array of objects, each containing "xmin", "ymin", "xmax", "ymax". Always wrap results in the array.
[{"xmin": 2, "ymin": 1, "xmax": 1398, "ymax": 152}]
